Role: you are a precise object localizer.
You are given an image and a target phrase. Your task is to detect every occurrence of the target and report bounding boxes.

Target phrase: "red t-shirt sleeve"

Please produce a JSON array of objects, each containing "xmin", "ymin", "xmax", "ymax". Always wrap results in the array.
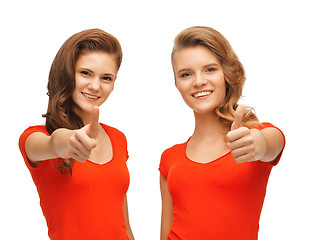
[
  {"xmin": 19, "ymin": 126, "xmax": 49, "ymax": 171},
  {"xmin": 159, "ymin": 149, "xmax": 169, "ymax": 179},
  {"xmin": 122, "ymin": 132, "xmax": 129, "ymax": 162},
  {"xmin": 253, "ymin": 122, "xmax": 286, "ymax": 166},
  {"xmin": 103, "ymin": 124, "xmax": 129, "ymax": 162}
]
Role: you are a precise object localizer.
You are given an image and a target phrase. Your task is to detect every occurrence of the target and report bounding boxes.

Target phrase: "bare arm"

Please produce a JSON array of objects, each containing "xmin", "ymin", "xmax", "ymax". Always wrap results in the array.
[
  {"xmin": 160, "ymin": 174, "xmax": 173, "ymax": 240},
  {"xmin": 227, "ymin": 105, "xmax": 285, "ymax": 164},
  {"xmin": 252, "ymin": 127, "xmax": 284, "ymax": 163},
  {"xmin": 124, "ymin": 196, "xmax": 135, "ymax": 240},
  {"xmin": 25, "ymin": 128, "xmax": 74, "ymax": 163},
  {"xmin": 25, "ymin": 106, "xmax": 99, "ymax": 164}
]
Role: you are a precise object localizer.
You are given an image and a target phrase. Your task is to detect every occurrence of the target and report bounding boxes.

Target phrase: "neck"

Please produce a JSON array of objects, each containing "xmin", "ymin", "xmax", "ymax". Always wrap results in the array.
[
  {"xmin": 192, "ymin": 110, "xmax": 229, "ymax": 142},
  {"xmin": 82, "ymin": 116, "xmax": 91, "ymax": 126},
  {"xmin": 73, "ymin": 107, "xmax": 91, "ymax": 126}
]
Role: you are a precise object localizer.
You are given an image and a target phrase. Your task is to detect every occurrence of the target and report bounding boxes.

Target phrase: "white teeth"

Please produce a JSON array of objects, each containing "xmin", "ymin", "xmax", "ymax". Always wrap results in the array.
[
  {"xmin": 193, "ymin": 91, "xmax": 212, "ymax": 98},
  {"xmin": 82, "ymin": 93, "xmax": 99, "ymax": 99}
]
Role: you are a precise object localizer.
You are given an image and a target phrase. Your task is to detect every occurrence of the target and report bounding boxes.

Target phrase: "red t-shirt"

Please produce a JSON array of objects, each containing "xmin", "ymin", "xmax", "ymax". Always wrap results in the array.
[
  {"xmin": 159, "ymin": 123, "xmax": 285, "ymax": 240},
  {"xmin": 19, "ymin": 124, "xmax": 130, "ymax": 240}
]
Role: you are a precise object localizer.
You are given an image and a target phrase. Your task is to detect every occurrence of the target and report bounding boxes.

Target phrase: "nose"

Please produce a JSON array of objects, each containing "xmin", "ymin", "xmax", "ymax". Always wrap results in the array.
[
  {"xmin": 88, "ymin": 77, "xmax": 100, "ymax": 91},
  {"xmin": 193, "ymin": 73, "xmax": 208, "ymax": 87}
]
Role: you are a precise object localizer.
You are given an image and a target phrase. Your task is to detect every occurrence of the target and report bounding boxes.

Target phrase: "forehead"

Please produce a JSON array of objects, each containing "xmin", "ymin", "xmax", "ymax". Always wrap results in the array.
[
  {"xmin": 76, "ymin": 51, "xmax": 118, "ymax": 72},
  {"xmin": 173, "ymin": 46, "xmax": 220, "ymax": 70}
]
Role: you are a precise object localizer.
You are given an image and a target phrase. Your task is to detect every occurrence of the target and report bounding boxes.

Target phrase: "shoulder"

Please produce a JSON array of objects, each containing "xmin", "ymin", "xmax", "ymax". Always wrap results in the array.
[
  {"xmin": 19, "ymin": 126, "xmax": 50, "ymax": 170},
  {"xmin": 253, "ymin": 122, "xmax": 280, "ymax": 131},
  {"xmin": 19, "ymin": 125, "xmax": 49, "ymax": 145},
  {"xmin": 100, "ymin": 123, "xmax": 126, "ymax": 138},
  {"xmin": 253, "ymin": 122, "xmax": 285, "ymax": 139},
  {"xmin": 253, "ymin": 122, "xmax": 273, "ymax": 130},
  {"xmin": 19, "ymin": 125, "xmax": 49, "ymax": 143},
  {"xmin": 23, "ymin": 125, "xmax": 48, "ymax": 133},
  {"xmin": 100, "ymin": 123, "xmax": 128, "ymax": 150},
  {"xmin": 161, "ymin": 142, "xmax": 186, "ymax": 161},
  {"xmin": 159, "ymin": 142, "xmax": 185, "ymax": 179}
]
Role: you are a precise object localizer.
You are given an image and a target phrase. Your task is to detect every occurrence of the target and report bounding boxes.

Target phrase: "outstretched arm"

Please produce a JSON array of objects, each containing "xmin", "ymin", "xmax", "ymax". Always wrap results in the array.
[
  {"xmin": 251, "ymin": 127, "xmax": 284, "ymax": 163},
  {"xmin": 227, "ymin": 105, "xmax": 285, "ymax": 164},
  {"xmin": 25, "ymin": 107, "xmax": 99, "ymax": 164}
]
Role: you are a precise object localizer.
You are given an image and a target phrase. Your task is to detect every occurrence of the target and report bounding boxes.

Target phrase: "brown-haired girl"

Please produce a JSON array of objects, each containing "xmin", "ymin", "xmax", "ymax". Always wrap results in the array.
[
  {"xmin": 19, "ymin": 29, "xmax": 134, "ymax": 240},
  {"xmin": 159, "ymin": 26, "xmax": 285, "ymax": 240}
]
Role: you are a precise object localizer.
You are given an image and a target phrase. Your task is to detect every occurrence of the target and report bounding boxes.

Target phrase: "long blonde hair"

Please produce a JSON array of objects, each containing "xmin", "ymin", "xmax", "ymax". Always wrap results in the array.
[{"xmin": 172, "ymin": 26, "xmax": 259, "ymax": 128}]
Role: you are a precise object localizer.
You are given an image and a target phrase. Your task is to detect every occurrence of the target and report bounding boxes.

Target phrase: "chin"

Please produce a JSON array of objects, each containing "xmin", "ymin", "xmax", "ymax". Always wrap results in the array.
[
  {"xmin": 187, "ymin": 103, "xmax": 215, "ymax": 114},
  {"xmin": 74, "ymin": 104, "xmax": 95, "ymax": 116}
]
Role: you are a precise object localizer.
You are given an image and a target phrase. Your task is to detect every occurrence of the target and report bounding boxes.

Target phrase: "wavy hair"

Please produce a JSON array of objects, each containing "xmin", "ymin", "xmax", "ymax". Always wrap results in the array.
[
  {"xmin": 43, "ymin": 28, "xmax": 122, "ymax": 175},
  {"xmin": 171, "ymin": 26, "xmax": 259, "ymax": 128}
]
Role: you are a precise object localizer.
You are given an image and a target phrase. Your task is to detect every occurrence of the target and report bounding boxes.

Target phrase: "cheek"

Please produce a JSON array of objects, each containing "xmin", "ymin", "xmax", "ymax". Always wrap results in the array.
[
  {"xmin": 176, "ymin": 85, "xmax": 194, "ymax": 107},
  {"xmin": 108, "ymin": 82, "xmax": 115, "ymax": 92},
  {"xmin": 217, "ymin": 74, "xmax": 226, "ymax": 96},
  {"xmin": 74, "ymin": 76, "xmax": 85, "ymax": 92},
  {"xmin": 175, "ymin": 81, "xmax": 187, "ymax": 95},
  {"xmin": 102, "ymin": 83, "xmax": 115, "ymax": 96}
]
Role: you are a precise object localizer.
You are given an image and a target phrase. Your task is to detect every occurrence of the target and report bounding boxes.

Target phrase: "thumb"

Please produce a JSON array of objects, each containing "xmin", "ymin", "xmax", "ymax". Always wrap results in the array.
[
  {"xmin": 89, "ymin": 106, "xmax": 99, "ymax": 139},
  {"xmin": 231, "ymin": 104, "xmax": 246, "ymax": 131}
]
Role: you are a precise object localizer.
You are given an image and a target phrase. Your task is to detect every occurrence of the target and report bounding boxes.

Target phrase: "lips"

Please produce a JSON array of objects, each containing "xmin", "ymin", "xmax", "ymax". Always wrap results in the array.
[
  {"xmin": 192, "ymin": 90, "xmax": 213, "ymax": 98},
  {"xmin": 81, "ymin": 92, "xmax": 100, "ymax": 100}
]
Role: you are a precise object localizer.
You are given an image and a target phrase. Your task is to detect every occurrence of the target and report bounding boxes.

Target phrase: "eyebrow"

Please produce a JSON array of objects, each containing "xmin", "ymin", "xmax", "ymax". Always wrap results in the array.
[
  {"xmin": 80, "ymin": 68, "xmax": 94, "ymax": 73},
  {"xmin": 203, "ymin": 63, "xmax": 220, "ymax": 68},
  {"xmin": 177, "ymin": 68, "xmax": 192, "ymax": 74},
  {"xmin": 79, "ymin": 68, "xmax": 115, "ymax": 76},
  {"xmin": 177, "ymin": 63, "xmax": 220, "ymax": 74}
]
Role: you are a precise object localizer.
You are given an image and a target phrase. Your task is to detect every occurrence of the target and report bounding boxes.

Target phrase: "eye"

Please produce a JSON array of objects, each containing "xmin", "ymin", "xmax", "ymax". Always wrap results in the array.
[
  {"xmin": 181, "ymin": 72, "xmax": 192, "ymax": 78},
  {"xmin": 205, "ymin": 68, "xmax": 216, "ymax": 73},
  {"xmin": 102, "ymin": 76, "xmax": 112, "ymax": 81},
  {"xmin": 101, "ymin": 74, "xmax": 115, "ymax": 82},
  {"xmin": 80, "ymin": 70, "xmax": 90, "ymax": 76}
]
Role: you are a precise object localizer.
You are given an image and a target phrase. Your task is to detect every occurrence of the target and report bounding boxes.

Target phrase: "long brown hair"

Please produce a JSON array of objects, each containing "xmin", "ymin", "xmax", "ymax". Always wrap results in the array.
[
  {"xmin": 43, "ymin": 28, "xmax": 122, "ymax": 175},
  {"xmin": 172, "ymin": 26, "xmax": 259, "ymax": 128}
]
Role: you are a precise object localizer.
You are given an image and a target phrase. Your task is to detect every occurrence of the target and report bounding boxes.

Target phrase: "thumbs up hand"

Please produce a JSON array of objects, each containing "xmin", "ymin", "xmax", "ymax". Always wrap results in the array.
[
  {"xmin": 226, "ymin": 105, "xmax": 266, "ymax": 163},
  {"xmin": 67, "ymin": 106, "xmax": 99, "ymax": 162}
]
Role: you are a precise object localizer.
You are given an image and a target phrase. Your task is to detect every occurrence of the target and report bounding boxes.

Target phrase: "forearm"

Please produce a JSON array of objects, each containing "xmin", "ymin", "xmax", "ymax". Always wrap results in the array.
[
  {"xmin": 50, "ymin": 128, "xmax": 77, "ymax": 159},
  {"xmin": 252, "ymin": 127, "xmax": 285, "ymax": 163},
  {"xmin": 127, "ymin": 230, "xmax": 135, "ymax": 240},
  {"xmin": 160, "ymin": 214, "xmax": 172, "ymax": 240},
  {"xmin": 25, "ymin": 132, "xmax": 56, "ymax": 162},
  {"xmin": 123, "ymin": 196, "xmax": 135, "ymax": 240},
  {"xmin": 160, "ymin": 175, "xmax": 173, "ymax": 240},
  {"xmin": 25, "ymin": 128, "xmax": 75, "ymax": 162}
]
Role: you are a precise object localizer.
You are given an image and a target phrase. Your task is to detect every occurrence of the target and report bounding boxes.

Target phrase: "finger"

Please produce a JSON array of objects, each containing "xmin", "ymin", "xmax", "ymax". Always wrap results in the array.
[
  {"xmin": 234, "ymin": 153, "xmax": 254, "ymax": 164},
  {"xmin": 231, "ymin": 144, "xmax": 254, "ymax": 158},
  {"xmin": 231, "ymin": 104, "xmax": 246, "ymax": 131},
  {"xmin": 68, "ymin": 145, "xmax": 88, "ymax": 162},
  {"xmin": 227, "ymin": 126, "xmax": 250, "ymax": 142},
  {"xmin": 227, "ymin": 135, "xmax": 252, "ymax": 151},
  {"xmin": 70, "ymin": 135, "xmax": 91, "ymax": 157},
  {"xmin": 89, "ymin": 106, "xmax": 99, "ymax": 139},
  {"xmin": 71, "ymin": 152, "xmax": 87, "ymax": 163},
  {"xmin": 74, "ymin": 132, "xmax": 97, "ymax": 151}
]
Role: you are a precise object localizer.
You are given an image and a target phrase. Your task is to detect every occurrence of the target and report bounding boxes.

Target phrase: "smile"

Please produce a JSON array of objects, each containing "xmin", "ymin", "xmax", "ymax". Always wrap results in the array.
[
  {"xmin": 82, "ymin": 92, "xmax": 100, "ymax": 100},
  {"xmin": 192, "ymin": 91, "xmax": 213, "ymax": 98}
]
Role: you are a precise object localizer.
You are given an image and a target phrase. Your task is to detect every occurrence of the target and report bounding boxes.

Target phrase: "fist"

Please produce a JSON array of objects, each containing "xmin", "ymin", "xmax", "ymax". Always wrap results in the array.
[
  {"xmin": 67, "ymin": 106, "xmax": 99, "ymax": 162},
  {"xmin": 226, "ymin": 105, "xmax": 266, "ymax": 163}
]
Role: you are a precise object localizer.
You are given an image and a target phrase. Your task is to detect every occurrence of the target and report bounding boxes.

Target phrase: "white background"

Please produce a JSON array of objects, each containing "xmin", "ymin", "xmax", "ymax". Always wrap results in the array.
[{"xmin": 1, "ymin": 0, "xmax": 311, "ymax": 239}]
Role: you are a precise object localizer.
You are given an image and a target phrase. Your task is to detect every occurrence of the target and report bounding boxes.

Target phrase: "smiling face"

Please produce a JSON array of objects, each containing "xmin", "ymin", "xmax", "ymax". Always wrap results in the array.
[
  {"xmin": 72, "ymin": 51, "xmax": 118, "ymax": 123},
  {"xmin": 173, "ymin": 46, "xmax": 226, "ymax": 115}
]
